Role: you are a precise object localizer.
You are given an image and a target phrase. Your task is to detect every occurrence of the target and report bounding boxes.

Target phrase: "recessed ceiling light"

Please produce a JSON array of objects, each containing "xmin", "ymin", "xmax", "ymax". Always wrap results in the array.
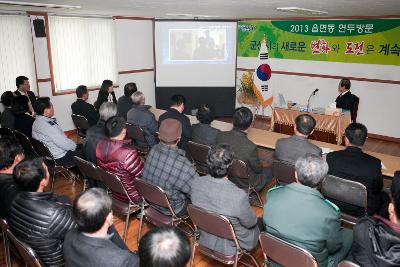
[
  {"xmin": 0, "ymin": 1, "xmax": 81, "ymax": 9},
  {"xmin": 276, "ymin": 7, "xmax": 328, "ymax": 15}
]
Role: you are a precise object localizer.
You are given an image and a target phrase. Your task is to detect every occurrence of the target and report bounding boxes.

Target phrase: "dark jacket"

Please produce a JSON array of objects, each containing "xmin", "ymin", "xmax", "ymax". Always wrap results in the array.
[
  {"xmin": 335, "ymin": 91, "xmax": 357, "ymax": 114},
  {"xmin": 9, "ymin": 192, "xmax": 76, "ymax": 267},
  {"xmin": 63, "ymin": 228, "xmax": 139, "ymax": 267},
  {"xmin": 159, "ymin": 108, "xmax": 192, "ymax": 157},
  {"xmin": 96, "ymin": 138, "xmax": 144, "ymax": 203},
  {"xmin": 0, "ymin": 107, "xmax": 15, "ymax": 130},
  {"xmin": 14, "ymin": 113, "xmax": 35, "ymax": 138},
  {"xmin": 117, "ymin": 95, "xmax": 133, "ymax": 119},
  {"xmin": 0, "ymin": 173, "xmax": 20, "ymax": 219},
  {"xmin": 216, "ymin": 129, "xmax": 264, "ymax": 190},
  {"xmin": 14, "ymin": 90, "xmax": 37, "ymax": 109},
  {"xmin": 127, "ymin": 105, "xmax": 158, "ymax": 147},
  {"xmin": 83, "ymin": 120, "xmax": 106, "ymax": 163},
  {"xmin": 94, "ymin": 91, "xmax": 117, "ymax": 111},
  {"xmin": 351, "ymin": 215, "xmax": 400, "ymax": 267},
  {"xmin": 71, "ymin": 99, "xmax": 99, "ymax": 127},
  {"xmin": 326, "ymin": 146, "xmax": 384, "ymax": 216},
  {"xmin": 191, "ymin": 123, "xmax": 219, "ymax": 146}
]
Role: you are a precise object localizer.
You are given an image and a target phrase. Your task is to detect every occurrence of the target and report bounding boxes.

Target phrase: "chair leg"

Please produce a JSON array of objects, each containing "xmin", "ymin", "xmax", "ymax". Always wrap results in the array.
[
  {"xmin": 137, "ymin": 202, "xmax": 145, "ymax": 244},
  {"xmin": 123, "ymin": 204, "xmax": 131, "ymax": 242},
  {"xmin": 233, "ymin": 252, "xmax": 239, "ymax": 267},
  {"xmin": 189, "ymin": 240, "xmax": 197, "ymax": 267},
  {"xmin": 243, "ymin": 252, "xmax": 261, "ymax": 267},
  {"xmin": 2, "ymin": 234, "xmax": 11, "ymax": 267},
  {"xmin": 50, "ymin": 169, "xmax": 56, "ymax": 192}
]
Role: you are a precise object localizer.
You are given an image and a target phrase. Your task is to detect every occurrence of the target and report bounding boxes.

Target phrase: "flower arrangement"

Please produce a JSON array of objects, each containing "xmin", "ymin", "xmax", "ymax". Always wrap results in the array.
[{"xmin": 237, "ymin": 71, "xmax": 258, "ymax": 105}]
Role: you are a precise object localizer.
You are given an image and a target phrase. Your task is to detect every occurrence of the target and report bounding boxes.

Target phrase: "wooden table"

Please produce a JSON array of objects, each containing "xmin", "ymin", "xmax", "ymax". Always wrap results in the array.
[
  {"xmin": 271, "ymin": 107, "xmax": 351, "ymax": 145},
  {"xmin": 151, "ymin": 108, "xmax": 400, "ymax": 177}
]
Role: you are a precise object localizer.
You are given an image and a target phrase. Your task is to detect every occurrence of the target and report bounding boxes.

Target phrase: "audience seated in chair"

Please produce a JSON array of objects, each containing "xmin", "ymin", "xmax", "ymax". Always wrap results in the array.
[
  {"xmin": 9, "ymin": 158, "xmax": 76, "ymax": 266},
  {"xmin": 138, "ymin": 226, "xmax": 190, "ymax": 267},
  {"xmin": 117, "ymin": 82, "xmax": 137, "ymax": 119},
  {"xmin": 127, "ymin": 91, "xmax": 159, "ymax": 147},
  {"xmin": 350, "ymin": 171, "xmax": 400, "ymax": 266},
  {"xmin": 263, "ymin": 154, "xmax": 353, "ymax": 267},
  {"xmin": 94, "ymin": 79, "xmax": 117, "ymax": 111},
  {"xmin": 1, "ymin": 91, "xmax": 15, "ymax": 130},
  {"xmin": 191, "ymin": 104, "xmax": 219, "ymax": 146},
  {"xmin": 0, "ymin": 136, "xmax": 24, "ymax": 219},
  {"xmin": 12, "ymin": 95, "xmax": 35, "ymax": 138},
  {"xmin": 327, "ymin": 122, "xmax": 388, "ymax": 217},
  {"xmin": 63, "ymin": 188, "xmax": 139, "ymax": 267},
  {"xmin": 159, "ymin": 95, "xmax": 192, "ymax": 158},
  {"xmin": 96, "ymin": 116, "xmax": 144, "ymax": 203},
  {"xmin": 275, "ymin": 114, "xmax": 322, "ymax": 164},
  {"xmin": 191, "ymin": 144, "xmax": 261, "ymax": 255},
  {"xmin": 216, "ymin": 106, "xmax": 271, "ymax": 193},
  {"xmin": 32, "ymin": 97, "xmax": 83, "ymax": 167},
  {"xmin": 71, "ymin": 85, "xmax": 99, "ymax": 127},
  {"xmin": 14, "ymin": 76, "xmax": 36, "ymax": 114},
  {"xmin": 142, "ymin": 118, "xmax": 198, "ymax": 216}
]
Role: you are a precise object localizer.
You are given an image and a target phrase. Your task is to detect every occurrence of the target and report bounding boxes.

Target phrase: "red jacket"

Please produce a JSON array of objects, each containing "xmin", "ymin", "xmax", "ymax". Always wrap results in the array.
[{"xmin": 96, "ymin": 138, "xmax": 144, "ymax": 203}]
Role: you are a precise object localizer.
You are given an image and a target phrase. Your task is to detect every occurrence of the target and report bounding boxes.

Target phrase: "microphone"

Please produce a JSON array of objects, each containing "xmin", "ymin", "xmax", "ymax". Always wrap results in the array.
[{"xmin": 307, "ymin": 88, "xmax": 319, "ymax": 111}]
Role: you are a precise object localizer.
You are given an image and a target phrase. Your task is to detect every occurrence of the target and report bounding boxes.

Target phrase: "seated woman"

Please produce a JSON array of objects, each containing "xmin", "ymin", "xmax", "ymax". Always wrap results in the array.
[
  {"xmin": 12, "ymin": 95, "xmax": 35, "ymax": 138},
  {"xmin": 351, "ymin": 172, "xmax": 400, "ymax": 266},
  {"xmin": 94, "ymin": 80, "xmax": 117, "ymax": 111},
  {"xmin": 191, "ymin": 104, "xmax": 219, "ymax": 146},
  {"xmin": 96, "ymin": 116, "xmax": 144, "ymax": 203}
]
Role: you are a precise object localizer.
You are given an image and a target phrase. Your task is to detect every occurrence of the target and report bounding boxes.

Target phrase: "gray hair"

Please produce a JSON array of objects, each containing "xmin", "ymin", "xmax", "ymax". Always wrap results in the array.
[
  {"xmin": 131, "ymin": 91, "xmax": 145, "ymax": 105},
  {"xmin": 295, "ymin": 154, "xmax": 328, "ymax": 188},
  {"xmin": 99, "ymin": 102, "xmax": 117, "ymax": 121}
]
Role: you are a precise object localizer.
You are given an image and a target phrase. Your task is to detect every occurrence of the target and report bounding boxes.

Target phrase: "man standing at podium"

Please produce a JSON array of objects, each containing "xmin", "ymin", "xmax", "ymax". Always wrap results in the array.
[{"xmin": 336, "ymin": 78, "xmax": 357, "ymax": 115}]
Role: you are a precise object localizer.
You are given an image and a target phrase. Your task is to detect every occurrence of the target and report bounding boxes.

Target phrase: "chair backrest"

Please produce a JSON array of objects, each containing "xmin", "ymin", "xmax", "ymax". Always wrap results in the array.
[
  {"xmin": 321, "ymin": 174, "xmax": 367, "ymax": 210},
  {"xmin": 14, "ymin": 130, "xmax": 37, "ymax": 155},
  {"xmin": 227, "ymin": 159, "xmax": 249, "ymax": 180},
  {"xmin": 338, "ymin": 260, "xmax": 361, "ymax": 267},
  {"xmin": 259, "ymin": 232, "xmax": 318, "ymax": 267},
  {"xmin": 272, "ymin": 160, "xmax": 296, "ymax": 185},
  {"xmin": 0, "ymin": 127, "xmax": 15, "ymax": 138},
  {"xmin": 31, "ymin": 139, "xmax": 54, "ymax": 160},
  {"xmin": 351, "ymin": 96, "xmax": 359, "ymax": 122},
  {"xmin": 71, "ymin": 114, "xmax": 89, "ymax": 131},
  {"xmin": 0, "ymin": 218, "xmax": 8, "ymax": 232},
  {"xmin": 6, "ymin": 229, "xmax": 42, "ymax": 267},
  {"xmin": 125, "ymin": 123, "xmax": 147, "ymax": 143},
  {"xmin": 96, "ymin": 167, "xmax": 129, "ymax": 196},
  {"xmin": 74, "ymin": 156, "xmax": 102, "ymax": 182},
  {"xmin": 135, "ymin": 178, "xmax": 171, "ymax": 210},
  {"xmin": 187, "ymin": 141, "xmax": 211, "ymax": 172},
  {"xmin": 187, "ymin": 205, "xmax": 237, "ymax": 243}
]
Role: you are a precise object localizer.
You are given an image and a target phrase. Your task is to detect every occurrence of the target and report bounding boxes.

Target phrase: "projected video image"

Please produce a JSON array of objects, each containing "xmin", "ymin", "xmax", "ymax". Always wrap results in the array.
[{"xmin": 169, "ymin": 28, "xmax": 227, "ymax": 61}]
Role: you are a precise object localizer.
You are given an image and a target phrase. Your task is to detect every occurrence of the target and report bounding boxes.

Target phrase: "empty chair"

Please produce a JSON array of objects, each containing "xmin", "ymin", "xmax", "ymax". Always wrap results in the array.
[
  {"xmin": 96, "ymin": 167, "xmax": 140, "ymax": 241},
  {"xmin": 125, "ymin": 123, "xmax": 150, "ymax": 156},
  {"xmin": 338, "ymin": 261, "xmax": 361, "ymax": 267},
  {"xmin": 135, "ymin": 178, "xmax": 193, "ymax": 243},
  {"xmin": 0, "ymin": 219, "xmax": 11, "ymax": 267},
  {"xmin": 187, "ymin": 141, "xmax": 211, "ymax": 175},
  {"xmin": 321, "ymin": 174, "xmax": 367, "ymax": 224},
  {"xmin": 6, "ymin": 229, "xmax": 43, "ymax": 267},
  {"xmin": 272, "ymin": 160, "xmax": 296, "ymax": 185},
  {"xmin": 187, "ymin": 204, "xmax": 260, "ymax": 267},
  {"xmin": 14, "ymin": 130, "xmax": 38, "ymax": 157},
  {"xmin": 259, "ymin": 232, "xmax": 318, "ymax": 267},
  {"xmin": 74, "ymin": 156, "xmax": 103, "ymax": 190},
  {"xmin": 71, "ymin": 114, "xmax": 89, "ymax": 140},
  {"xmin": 228, "ymin": 159, "xmax": 263, "ymax": 207}
]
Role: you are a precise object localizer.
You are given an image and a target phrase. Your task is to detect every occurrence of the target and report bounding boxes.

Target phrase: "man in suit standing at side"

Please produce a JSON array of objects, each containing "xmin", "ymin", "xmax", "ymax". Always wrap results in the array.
[
  {"xmin": 327, "ymin": 122, "xmax": 388, "ymax": 217},
  {"xmin": 335, "ymin": 78, "xmax": 358, "ymax": 115},
  {"xmin": 14, "ymin": 76, "xmax": 36, "ymax": 113},
  {"xmin": 275, "ymin": 114, "xmax": 322, "ymax": 164}
]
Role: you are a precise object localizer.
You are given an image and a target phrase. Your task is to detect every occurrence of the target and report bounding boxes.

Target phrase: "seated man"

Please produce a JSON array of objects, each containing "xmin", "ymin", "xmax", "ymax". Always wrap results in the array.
[
  {"xmin": 263, "ymin": 154, "xmax": 353, "ymax": 267},
  {"xmin": 0, "ymin": 136, "xmax": 24, "ymax": 219},
  {"xmin": 138, "ymin": 226, "xmax": 190, "ymax": 267},
  {"xmin": 142, "ymin": 119, "xmax": 198, "ymax": 216},
  {"xmin": 275, "ymin": 114, "xmax": 322, "ymax": 164},
  {"xmin": 327, "ymin": 122, "xmax": 387, "ymax": 217},
  {"xmin": 14, "ymin": 75, "xmax": 36, "ymax": 113},
  {"xmin": 335, "ymin": 78, "xmax": 358, "ymax": 115},
  {"xmin": 117, "ymin": 82, "xmax": 137, "ymax": 119},
  {"xmin": 71, "ymin": 85, "xmax": 99, "ymax": 127},
  {"xmin": 9, "ymin": 158, "xmax": 76, "ymax": 266},
  {"xmin": 32, "ymin": 97, "xmax": 82, "ymax": 167},
  {"xmin": 126, "ymin": 91, "xmax": 159, "ymax": 147},
  {"xmin": 159, "ymin": 95, "xmax": 191, "ymax": 157},
  {"xmin": 350, "ymin": 172, "xmax": 400, "ymax": 266},
  {"xmin": 216, "ymin": 107, "xmax": 271, "ymax": 192},
  {"xmin": 0, "ymin": 91, "xmax": 15, "ymax": 129},
  {"xmin": 191, "ymin": 104, "xmax": 219, "ymax": 146},
  {"xmin": 191, "ymin": 144, "xmax": 260, "ymax": 255},
  {"xmin": 63, "ymin": 188, "xmax": 139, "ymax": 267}
]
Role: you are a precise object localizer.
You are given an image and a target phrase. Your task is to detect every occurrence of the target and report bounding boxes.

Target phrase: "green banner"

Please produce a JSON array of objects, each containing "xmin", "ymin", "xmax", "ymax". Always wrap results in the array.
[{"xmin": 237, "ymin": 19, "xmax": 400, "ymax": 66}]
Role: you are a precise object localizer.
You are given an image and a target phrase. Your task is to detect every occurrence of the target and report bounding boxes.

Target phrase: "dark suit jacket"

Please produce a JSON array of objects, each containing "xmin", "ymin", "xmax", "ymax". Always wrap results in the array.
[
  {"xmin": 83, "ymin": 120, "xmax": 106, "ymax": 163},
  {"xmin": 192, "ymin": 123, "xmax": 219, "ymax": 146},
  {"xmin": 335, "ymin": 91, "xmax": 357, "ymax": 114},
  {"xmin": 63, "ymin": 229, "xmax": 139, "ymax": 267},
  {"xmin": 117, "ymin": 95, "xmax": 133, "ymax": 119},
  {"xmin": 216, "ymin": 129, "xmax": 264, "ymax": 190},
  {"xmin": 275, "ymin": 135, "xmax": 322, "ymax": 164},
  {"xmin": 14, "ymin": 90, "xmax": 36, "ymax": 108},
  {"xmin": 71, "ymin": 99, "xmax": 99, "ymax": 127},
  {"xmin": 326, "ymin": 146, "xmax": 384, "ymax": 216},
  {"xmin": 0, "ymin": 107, "xmax": 15, "ymax": 130},
  {"xmin": 0, "ymin": 173, "xmax": 20, "ymax": 219},
  {"xmin": 14, "ymin": 113, "xmax": 35, "ymax": 138}
]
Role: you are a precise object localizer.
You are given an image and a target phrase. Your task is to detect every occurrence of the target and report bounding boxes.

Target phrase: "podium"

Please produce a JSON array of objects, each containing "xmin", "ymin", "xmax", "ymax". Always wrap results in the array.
[{"xmin": 270, "ymin": 107, "xmax": 351, "ymax": 145}]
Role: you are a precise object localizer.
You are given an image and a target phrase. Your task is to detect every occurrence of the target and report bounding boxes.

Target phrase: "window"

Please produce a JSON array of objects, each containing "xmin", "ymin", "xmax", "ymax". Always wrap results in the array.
[
  {"xmin": 0, "ymin": 15, "xmax": 36, "ymax": 95},
  {"xmin": 48, "ymin": 16, "xmax": 118, "ymax": 92}
]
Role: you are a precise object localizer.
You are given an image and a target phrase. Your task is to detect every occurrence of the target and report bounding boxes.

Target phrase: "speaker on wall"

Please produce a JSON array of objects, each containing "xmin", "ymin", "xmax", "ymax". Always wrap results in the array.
[{"xmin": 33, "ymin": 19, "xmax": 46, "ymax": 38}]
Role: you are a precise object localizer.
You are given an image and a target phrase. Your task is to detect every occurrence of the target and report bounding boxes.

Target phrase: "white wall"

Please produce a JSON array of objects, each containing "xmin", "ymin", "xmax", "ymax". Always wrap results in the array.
[{"xmin": 30, "ymin": 16, "xmax": 155, "ymax": 131}]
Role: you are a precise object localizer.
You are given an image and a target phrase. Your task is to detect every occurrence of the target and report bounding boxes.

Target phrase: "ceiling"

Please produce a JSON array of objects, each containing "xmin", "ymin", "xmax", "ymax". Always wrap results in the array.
[{"xmin": 0, "ymin": 0, "xmax": 399, "ymax": 19}]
